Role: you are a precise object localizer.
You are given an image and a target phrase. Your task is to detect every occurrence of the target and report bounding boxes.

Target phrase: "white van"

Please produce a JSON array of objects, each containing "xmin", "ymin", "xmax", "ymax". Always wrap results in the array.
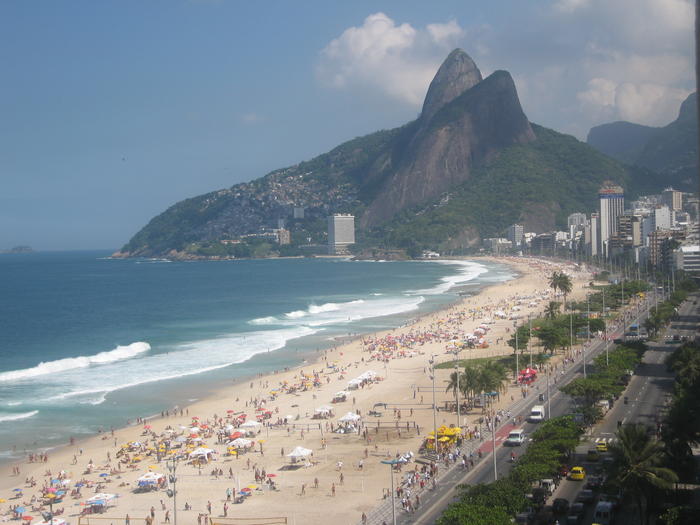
[
  {"xmin": 528, "ymin": 405, "xmax": 545, "ymax": 422},
  {"xmin": 505, "ymin": 429, "xmax": 526, "ymax": 446},
  {"xmin": 593, "ymin": 501, "xmax": 614, "ymax": 524}
]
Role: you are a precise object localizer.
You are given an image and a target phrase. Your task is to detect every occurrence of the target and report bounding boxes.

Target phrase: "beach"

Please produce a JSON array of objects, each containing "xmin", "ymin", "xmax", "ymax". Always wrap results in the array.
[{"xmin": 0, "ymin": 256, "xmax": 593, "ymax": 525}]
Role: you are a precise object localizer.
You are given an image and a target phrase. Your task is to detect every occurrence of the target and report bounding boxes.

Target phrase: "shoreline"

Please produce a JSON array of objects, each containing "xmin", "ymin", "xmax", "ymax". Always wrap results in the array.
[{"xmin": 0, "ymin": 256, "xmax": 590, "ymax": 525}]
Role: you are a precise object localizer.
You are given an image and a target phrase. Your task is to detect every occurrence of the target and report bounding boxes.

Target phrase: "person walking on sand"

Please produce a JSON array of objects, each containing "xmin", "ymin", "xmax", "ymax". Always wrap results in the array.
[
  {"xmin": 301, "ymin": 483, "xmax": 306, "ymax": 496},
  {"xmin": 331, "ymin": 482, "xmax": 336, "ymax": 496},
  {"xmin": 125, "ymin": 514, "xmax": 130, "ymax": 525},
  {"xmin": 164, "ymin": 511, "xmax": 170, "ymax": 523}
]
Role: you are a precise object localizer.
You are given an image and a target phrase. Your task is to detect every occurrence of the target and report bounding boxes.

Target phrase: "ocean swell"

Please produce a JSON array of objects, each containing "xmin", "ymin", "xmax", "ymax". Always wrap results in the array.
[{"xmin": 0, "ymin": 342, "xmax": 151, "ymax": 382}]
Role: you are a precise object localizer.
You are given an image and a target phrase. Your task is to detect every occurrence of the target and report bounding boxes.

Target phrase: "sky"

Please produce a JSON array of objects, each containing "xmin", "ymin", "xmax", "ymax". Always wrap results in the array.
[{"xmin": 0, "ymin": 0, "xmax": 695, "ymax": 250}]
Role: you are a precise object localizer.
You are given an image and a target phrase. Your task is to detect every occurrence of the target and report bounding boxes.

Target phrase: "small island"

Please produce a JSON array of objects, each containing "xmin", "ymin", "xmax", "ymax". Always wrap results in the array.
[{"xmin": 0, "ymin": 245, "xmax": 34, "ymax": 254}]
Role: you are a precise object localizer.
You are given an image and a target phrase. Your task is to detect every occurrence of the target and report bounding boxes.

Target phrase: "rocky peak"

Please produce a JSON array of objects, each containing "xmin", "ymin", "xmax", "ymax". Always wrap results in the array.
[{"xmin": 420, "ymin": 48, "xmax": 482, "ymax": 122}]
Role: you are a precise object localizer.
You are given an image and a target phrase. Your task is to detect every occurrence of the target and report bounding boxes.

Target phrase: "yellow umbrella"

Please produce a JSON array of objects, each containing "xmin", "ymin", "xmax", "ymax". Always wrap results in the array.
[
  {"xmin": 246, "ymin": 485, "xmax": 257, "ymax": 489},
  {"xmin": 149, "ymin": 465, "xmax": 158, "ymax": 470},
  {"xmin": 438, "ymin": 436, "xmax": 451, "ymax": 442},
  {"xmin": 0, "ymin": 498, "xmax": 6, "ymax": 503}
]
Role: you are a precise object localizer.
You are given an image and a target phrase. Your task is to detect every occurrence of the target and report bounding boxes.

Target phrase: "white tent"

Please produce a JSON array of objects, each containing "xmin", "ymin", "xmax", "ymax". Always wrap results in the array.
[
  {"xmin": 315, "ymin": 405, "xmax": 333, "ymax": 413},
  {"xmin": 137, "ymin": 472, "xmax": 163, "ymax": 482},
  {"xmin": 287, "ymin": 446, "xmax": 312, "ymax": 458},
  {"xmin": 228, "ymin": 438, "xmax": 253, "ymax": 448},
  {"xmin": 189, "ymin": 447, "xmax": 215, "ymax": 458},
  {"xmin": 347, "ymin": 378, "xmax": 362, "ymax": 389},
  {"xmin": 240, "ymin": 420, "xmax": 261, "ymax": 428},
  {"xmin": 86, "ymin": 493, "xmax": 117, "ymax": 505},
  {"xmin": 339, "ymin": 412, "xmax": 361, "ymax": 422}
]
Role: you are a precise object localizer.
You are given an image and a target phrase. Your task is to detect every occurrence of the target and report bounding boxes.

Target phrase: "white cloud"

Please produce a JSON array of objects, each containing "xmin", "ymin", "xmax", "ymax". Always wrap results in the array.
[
  {"xmin": 241, "ymin": 112, "xmax": 264, "ymax": 124},
  {"xmin": 553, "ymin": 0, "xmax": 591, "ymax": 13},
  {"xmin": 317, "ymin": 13, "xmax": 466, "ymax": 107}
]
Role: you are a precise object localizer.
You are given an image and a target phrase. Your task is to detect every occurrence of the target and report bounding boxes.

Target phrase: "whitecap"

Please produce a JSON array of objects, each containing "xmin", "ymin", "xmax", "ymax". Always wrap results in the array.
[
  {"xmin": 0, "ymin": 410, "xmax": 39, "ymax": 422},
  {"xmin": 0, "ymin": 342, "xmax": 151, "ymax": 383}
]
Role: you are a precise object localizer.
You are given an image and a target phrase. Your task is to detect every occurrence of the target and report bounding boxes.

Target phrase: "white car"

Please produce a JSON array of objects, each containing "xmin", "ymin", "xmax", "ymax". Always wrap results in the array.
[{"xmin": 505, "ymin": 429, "xmax": 526, "ymax": 446}]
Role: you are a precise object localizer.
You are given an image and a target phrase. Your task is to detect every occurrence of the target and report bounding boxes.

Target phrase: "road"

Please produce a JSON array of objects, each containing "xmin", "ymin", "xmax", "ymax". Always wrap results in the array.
[{"xmin": 371, "ymin": 290, "xmax": 698, "ymax": 525}]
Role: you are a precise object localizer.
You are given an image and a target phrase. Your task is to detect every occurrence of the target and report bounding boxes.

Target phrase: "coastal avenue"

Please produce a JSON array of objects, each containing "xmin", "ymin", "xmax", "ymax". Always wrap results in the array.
[{"xmin": 374, "ymin": 288, "xmax": 680, "ymax": 525}]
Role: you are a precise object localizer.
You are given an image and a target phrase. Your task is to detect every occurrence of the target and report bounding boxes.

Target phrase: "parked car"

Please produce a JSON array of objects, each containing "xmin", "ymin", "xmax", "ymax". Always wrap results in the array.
[
  {"xmin": 569, "ymin": 466, "xmax": 586, "ymax": 480},
  {"xmin": 552, "ymin": 498, "xmax": 570, "ymax": 514},
  {"xmin": 575, "ymin": 489, "xmax": 595, "ymax": 504},
  {"xmin": 585, "ymin": 475, "xmax": 604, "ymax": 490}
]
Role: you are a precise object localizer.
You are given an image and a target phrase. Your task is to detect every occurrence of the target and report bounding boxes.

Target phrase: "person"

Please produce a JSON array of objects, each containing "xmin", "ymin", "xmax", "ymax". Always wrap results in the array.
[{"xmin": 510, "ymin": 451, "xmax": 516, "ymax": 462}]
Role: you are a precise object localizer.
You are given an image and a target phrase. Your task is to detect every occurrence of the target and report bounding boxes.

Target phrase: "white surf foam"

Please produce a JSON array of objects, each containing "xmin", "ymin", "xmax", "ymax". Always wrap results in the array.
[
  {"xmin": 249, "ymin": 296, "xmax": 424, "ymax": 329},
  {"xmin": 30, "ymin": 326, "xmax": 316, "ymax": 406},
  {"xmin": 407, "ymin": 260, "xmax": 489, "ymax": 295},
  {"xmin": 0, "ymin": 410, "xmax": 39, "ymax": 422},
  {"xmin": 0, "ymin": 342, "xmax": 151, "ymax": 382}
]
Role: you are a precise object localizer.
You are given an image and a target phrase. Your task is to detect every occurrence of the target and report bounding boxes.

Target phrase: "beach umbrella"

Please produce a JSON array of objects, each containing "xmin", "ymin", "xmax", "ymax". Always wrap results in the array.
[
  {"xmin": 74, "ymin": 482, "xmax": 85, "ymax": 487},
  {"xmin": 22, "ymin": 516, "xmax": 33, "ymax": 521},
  {"xmin": 0, "ymin": 499, "xmax": 6, "ymax": 503},
  {"xmin": 143, "ymin": 425, "xmax": 151, "ymax": 430},
  {"xmin": 99, "ymin": 473, "xmax": 109, "ymax": 477},
  {"xmin": 246, "ymin": 485, "xmax": 257, "ymax": 489},
  {"xmin": 266, "ymin": 474, "xmax": 276, "ymax": 478},
  {"xmin": 15, "ymin": 507, "xmax": 25, "ymax": 513},
  {"xmin": 13, "ymin": 488, "xmax": 23, "ymax": 492}
]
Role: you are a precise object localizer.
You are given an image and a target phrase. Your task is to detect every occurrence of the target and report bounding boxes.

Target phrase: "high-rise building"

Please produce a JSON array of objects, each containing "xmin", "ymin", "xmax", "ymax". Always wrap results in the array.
[
  {"xmin": 654, "ymin": 206, "xmax": 673, "ymax": 231},
  {"xmin": 328, "ymin": 214, "xmax": 355, "ymax": 255},
  {"xmin": 506, "ymin": 224, "xmax": 524, "ymax": 246},
  {"xmin": 567, "ymin": 213, "xmax": 588, "ymax": 229},
  {"xmin": 662, "ymin": 187, "xmax": 683, "ymax": 211},
  {"xmin": 588, "ymin": 213, "xmax": 599, "ymax": 257},
  {"xmin": 599, "ymin": 182, "xmax": 625, "ymax": 257},
  {"xmin": 616, "ymin": 214, "xmax": 642, "ymax": 246}
]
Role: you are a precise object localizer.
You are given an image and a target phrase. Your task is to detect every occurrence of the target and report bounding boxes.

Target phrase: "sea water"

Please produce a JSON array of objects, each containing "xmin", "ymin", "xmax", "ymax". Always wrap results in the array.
[{"xmin": 0, "ymin": 251, "xmax": 514, "ymax": 459}]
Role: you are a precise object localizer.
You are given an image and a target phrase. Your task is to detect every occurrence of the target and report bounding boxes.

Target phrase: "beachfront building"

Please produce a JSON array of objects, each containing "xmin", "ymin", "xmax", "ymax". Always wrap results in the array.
[
  {"xmin": 506, "ymin": 224, "xmax": 524, "ymax": 247},
  {"xmin": 662, "ymin": 187, "xmax": 683, "ymax": 211},
  {"xmin": 599, "ymin": 182, "xmax": 625, "ymax": 258},
  {"xmin": 328, "ymin": 214, "xmax": 355, "ymax": 255},
  {"xmin": 674, "ymin": 245, "xmax": 700, "ymax": 274}
]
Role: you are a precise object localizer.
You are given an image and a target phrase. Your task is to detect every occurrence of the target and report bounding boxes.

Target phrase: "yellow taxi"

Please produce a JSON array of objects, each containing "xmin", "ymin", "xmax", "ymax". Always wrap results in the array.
[
  {"xmin": 596, "ymin": 441, "xmax": 608, "ymax": 452},
  {"xmin": 569, "ymin": 466, "xmax": 586, "ymax": 480}
]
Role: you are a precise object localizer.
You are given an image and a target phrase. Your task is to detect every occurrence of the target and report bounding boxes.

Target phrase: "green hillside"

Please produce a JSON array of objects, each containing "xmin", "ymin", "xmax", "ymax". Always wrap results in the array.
[{"xmin": 365, "ymin": 125, "xmax": 659, "ymax": 252}]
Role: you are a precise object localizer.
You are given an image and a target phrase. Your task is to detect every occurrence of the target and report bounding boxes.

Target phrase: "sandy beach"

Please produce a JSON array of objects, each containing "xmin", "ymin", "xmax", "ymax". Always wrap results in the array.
[{"xmin": 0, "ymin": 256, "xmax": 593, "ymax": 525}]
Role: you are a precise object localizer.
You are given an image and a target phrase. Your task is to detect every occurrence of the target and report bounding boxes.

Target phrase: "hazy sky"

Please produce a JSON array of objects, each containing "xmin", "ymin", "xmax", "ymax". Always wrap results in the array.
[{"xmin": 1, "ymin": 0, "xmax": 695, "ymax": 250}]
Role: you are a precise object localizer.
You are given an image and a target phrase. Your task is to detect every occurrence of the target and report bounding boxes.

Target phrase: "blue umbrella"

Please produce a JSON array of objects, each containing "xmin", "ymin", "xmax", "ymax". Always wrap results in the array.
[
  {"xmin": 99, "ymin": 473, "xmax": 109, "ymax": 477},
  {"xmin": 89, "ymin": 500, "xmax": 105, "ymax": 506},
  {"xmin": 13, "ymin": 488, "xmax": 23, "ymax": 492},
  {"xmin": 74, "ymin": 482, "xmax": 85, "ymax": 487},
  {"xmin": 15, "ymin": 507, "xmax": 25, "ymax": 513}
]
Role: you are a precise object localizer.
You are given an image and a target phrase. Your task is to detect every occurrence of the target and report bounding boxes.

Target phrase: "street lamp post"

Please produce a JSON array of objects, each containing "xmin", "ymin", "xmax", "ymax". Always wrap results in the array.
[
  {"xmin": 603, "ymin": 288, "xmax": 608, "ymax": 366},
  {"xmin": 491, "ymin": 410, "xmax": 498, "ymax": 481},
  {"xmin": 528, "ymin": 315, "xmax": 533, "ymax": 369},
  {"xmin": 455, "ymin": 362, "xmax": 460, "ymax": 427},
  {"xmin": 514, "ymin": 321, "xmax": 519, "ymax": 383},
  {"xmin": 429, "ymin": 356, "xmax": 438, "ymax": 458},
  {"xmin": 584, "ymin": 294, "xmax": 589, "ymax": 379},
  {"xmin": 380, "ymin": 460, "xmax": 400, "ymax": 525}
]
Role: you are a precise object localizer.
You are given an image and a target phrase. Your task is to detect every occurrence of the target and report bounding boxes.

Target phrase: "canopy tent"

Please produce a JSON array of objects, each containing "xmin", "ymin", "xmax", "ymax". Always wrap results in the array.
[
  {"xmin": 239, "ymin": 420, "xmax": 261, "ymax": 429},
  {"xmin": 189, "ymin": 447, "xmax": 215, "ymax": 458},
  {"xmin": 338, "ymin": 412, "xmax": 361, "ymax": 423},
  {"xmin": 86, "ymin": 493, "xmax": 116, "ymax": 506},
  {"xmin": 286, "ymin": 446, "xmax": 312, "ymax": 459},
  {"xmin": 228, "ymin": 438, "xmax": 253, "ymax": 448},
  {"xmin": 315, "ymin": 405, "xmax": 333, "ymax": 414}
]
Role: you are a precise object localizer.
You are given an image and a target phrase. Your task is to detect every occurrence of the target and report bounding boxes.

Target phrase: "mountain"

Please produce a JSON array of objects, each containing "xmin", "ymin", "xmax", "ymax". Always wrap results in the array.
[
  {"xmin": 119, "ymin": 49, "xmax": 670, "ymax": 258},
  {"xmin": 587, "ymin": 92, "xmax": 697, "ymax": 190}
]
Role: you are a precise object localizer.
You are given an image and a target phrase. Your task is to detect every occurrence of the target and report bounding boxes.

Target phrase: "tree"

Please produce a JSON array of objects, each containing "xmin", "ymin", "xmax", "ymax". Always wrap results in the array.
[
  {"xmin": 545, "ymin": 301, "xmax": 561, "ymax": 319},
  {"xmin": 548, "ymin": 271, "xmax": 573, "ymax": 308},
  {"xmin": 608, "ymin": 424, "xmax": 678, "ymax": 525}
]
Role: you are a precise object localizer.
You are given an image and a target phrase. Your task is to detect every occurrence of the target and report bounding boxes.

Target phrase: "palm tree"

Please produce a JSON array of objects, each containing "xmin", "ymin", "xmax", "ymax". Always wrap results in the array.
[
  {"xmin": 545, "ymin": 301, "xmax": 561, "ymax": 320},
  {"xmin": 549, "ymin": 271, "xmax": 573, "ymax": 309},
  {"xmin": 608, "ymin": 424, "xmax": 678, "ymax": 525}
]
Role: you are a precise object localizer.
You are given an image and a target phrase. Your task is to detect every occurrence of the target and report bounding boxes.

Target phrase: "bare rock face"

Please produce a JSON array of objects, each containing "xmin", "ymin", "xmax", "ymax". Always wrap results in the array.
[
  {"xmin": 420, "ymin": 49, "xmax": 482, "ymax": 123},
  {"xmin": 361, "ymin": 67, "xmax": 535, "ymax": 227}
]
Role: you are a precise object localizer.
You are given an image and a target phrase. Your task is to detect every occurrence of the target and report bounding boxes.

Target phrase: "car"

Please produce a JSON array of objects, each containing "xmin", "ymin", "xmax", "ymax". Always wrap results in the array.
[
  {"xmin": 505, "ymin": 429, "xmax": 526, "ymax": 446},
  {"xmin": 596, "ymin": 441, "xmax": 608, "ymax": 452},
  {"xmin": 569, "ymin": 466, "xmax": 586, "ymax": 480},
  {"xmin": 585, "ymin": 475, "xmax": 604, "ymax": 490},
  {"xmin": 587, "ymin": 448, "xmax": 600, "ymax": 461},
  {"xmin": 552, "ymin": 498, "xmax": 570, "ymax": 514},
  {"xmin": 673, "ymin": 334, "xmax": 681, "ymax": 342},
  {"xmin": 575, "ymin": 489, "xmax": 595, "ymax": 504}
]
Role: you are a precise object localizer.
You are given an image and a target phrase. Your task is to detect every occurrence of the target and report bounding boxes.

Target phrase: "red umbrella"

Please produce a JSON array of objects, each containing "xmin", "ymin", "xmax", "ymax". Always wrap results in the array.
[
  {"xmin": 267, "ymin": 474, "xmax": 276, "ymax": 478},
  {"xmin": 226, "ymin": 410, "xmax": 234, "ymax": 414},
  {"xmin": 22, "ymin": 516, "xmax": 33, "ymax": 521},
  {"xmin": 229, "ymin": 432, "xmax": 242, "ymax": 440},
  {"xmin": 143, "ymin": 425, "xmax": 151, "ymax": 429}
]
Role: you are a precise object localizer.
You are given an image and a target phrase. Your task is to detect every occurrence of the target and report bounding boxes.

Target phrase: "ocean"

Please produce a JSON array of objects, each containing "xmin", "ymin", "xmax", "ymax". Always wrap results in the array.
[{"xmin": 0, "ymin": 251, "xmax": 514, "ymax": 460}]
